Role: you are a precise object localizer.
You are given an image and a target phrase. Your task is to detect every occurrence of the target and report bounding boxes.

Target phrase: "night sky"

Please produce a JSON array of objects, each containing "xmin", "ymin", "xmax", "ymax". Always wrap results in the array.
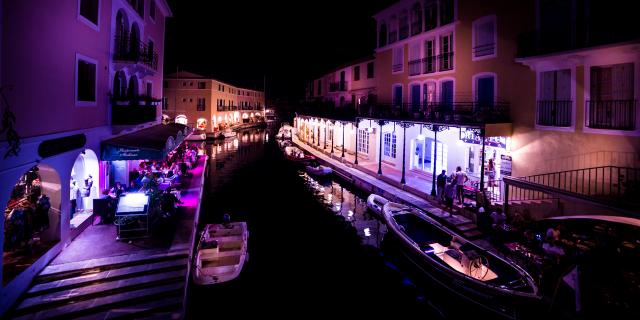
[{"xmin": 164, "ymin": 0, "xmax": 397, "ymax": 103}]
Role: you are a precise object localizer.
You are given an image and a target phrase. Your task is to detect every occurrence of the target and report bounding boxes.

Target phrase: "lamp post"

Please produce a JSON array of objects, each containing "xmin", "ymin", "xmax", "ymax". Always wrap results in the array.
[
  {"xmin": 399, "ymin": 122, "xmax": 413, "ymax": 184},
  {"xmin": 341, "ymin": 122, "xmax": 345, "ymax": 158},
  {"xmin": 377, "ymin": 120, "xmax": 388, "ymax": 175},
  {"xmin": 427, "ymin": 124, "xmax": 448, "ymax": 197},
  {"xmin": 479, "ymin": 128, "xmax": 486, "ymax": 192},
  {"xmin": 354, "ymin": 121, "xmax": 359, "ymax": 165}
]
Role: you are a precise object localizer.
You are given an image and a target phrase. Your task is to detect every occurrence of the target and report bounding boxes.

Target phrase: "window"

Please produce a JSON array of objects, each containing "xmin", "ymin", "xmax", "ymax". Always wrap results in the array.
[
  {"xmin": 588, "ymin": 63, "xmax": 636, "ymax": 130},
  {"xmin": 189, "ymin": 98, "xmax": 193, "ymax": 102},
  {"xmin": 538, "ymin": 69, "xmax": 572, "ymax": 127},
  {"xmin": 440, "ymin": 0, "xmax": 454, "ymax": 25},
  {"xmin": 162, "ymin": 97, "xmax": 168, "ymax": 110},
  {"xmin": 393, "ymin": 46, "xmax": 404, "ymax": 73},
  {"xmin": 79, "ymin": 0, "xmax": 99, "ymax": 27},
  {"xmin": 424, "ymin": 39, "xmax": 436, "ymax": 73},
  {"xmin": 189, "ymin": 82, "xmax": 193, "ymax": 86},
  {"xmin": 317, "ymin": 80, "xmax": 322, "ymax": 95},
  {"xmin": 183, "ymin": 82, "xmax": 187, "ymax": 87},
  {"xmin": 182, "ymin": 98, "xmax": 186, "ymax": 102},
  {"xmin": 76, "ymin": 56, "xmax": 97, "ymax": 104},
  {"xmin": 424, "ymin": 0, "xmax": 437, "ymax": 31},
  {"xmin": 198, "ymin": 82, "xmax": 206, "ymax": 89},
  {"xmin": 439, "ymin": 33, "xmax": 454, "ymax": 71},
  {"xmin": 163, "ymin": 80, "xmax": 168, "ymax": 88},
  {"xmin": 197, "ymin": 98, "xmax": 205, "ymax": 111},
  {"xmin": 149, "ymin": 0, "xmax": 156, "ymax": 21},
  {"xmin": 146, "ymin": 82, "xmax": 152, "ymax": 98},
  {"xmin": 354, "ymin": 66, "xmax": 361, "ymax": 81},
  {"xmin": 357, "ymin": 129, "xmax": 369, "ymax": 153},
  {"xmin": 473, "ymin": 16, "xmax": 496, "ymax": 59},
  {"xmin": 384, "ymin": 132, "xmax": 397, "ymax": 158},
  {"xmin": 367, "ymin": 62, "xmax": 374, "ymax": 78}
]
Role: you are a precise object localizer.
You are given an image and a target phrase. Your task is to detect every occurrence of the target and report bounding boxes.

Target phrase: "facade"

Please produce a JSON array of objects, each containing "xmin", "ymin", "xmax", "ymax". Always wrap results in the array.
[
  {"xmin": 0, "ymin": 0, "xmax": 172, "ymax": 315},
  {"xmin": 307, "ymin": 56, "xmax": 377, "ymax": 108},
  {"xmin": 163, "ymin": 71, "xmax": 265, "ymax": 131}
]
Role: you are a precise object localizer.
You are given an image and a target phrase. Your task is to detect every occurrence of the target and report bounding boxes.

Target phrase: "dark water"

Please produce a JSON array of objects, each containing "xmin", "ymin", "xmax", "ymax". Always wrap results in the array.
[{"xmin": 186, "ymin": 126, "xmax": 444, "ymax": 318}]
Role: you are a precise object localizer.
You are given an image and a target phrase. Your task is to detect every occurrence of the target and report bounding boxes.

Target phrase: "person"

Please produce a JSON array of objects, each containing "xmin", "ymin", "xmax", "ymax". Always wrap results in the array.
[
  {"xmin": 70, "ymin": 180, "xmax": 78, "ymax": 219},
  {"xmin": 98, "ymin": 189, "xmax": 115, "ymax": 224},
  {"xmin": 85, "ymin": 175, "xmax": 94, "ymax": 195},
  {"xmin": 490, "ymin": 207, "xmax": 506, "ymax": 229},
  {"xmin": 436, "ymin": 170, "xmax": 447, "ymax": 202},
  {"xmin": 454, "ymin": 166, "xmax": 468, "ymax": 205},
  {"xmin": 111, "ymin": 182, "xmax": 125, "ymax": 198},
  {"xmin": 444, "ymin": 178, "xmax": 456, "ymax": 214},
  {"xmin": 487, "ymin": 159, "xmax": 496, "ymax": 191},
  {"xmin": 127, "ymin": 181, "xmax": 138, "ymax": 192},
  {"xmin": 546, "ymin": 224, "xmax": 562, "ymax": 242},
  {"xmin": 160, "ymin": 189, "xmax": 183, "ymax": 218},
  {"xmin": 35, "ymin": 194, "xmax": 51, "ymax": 232},
  {"xmin": 476, "ymin": 206, "xmax": 492, "ymax": 234}
]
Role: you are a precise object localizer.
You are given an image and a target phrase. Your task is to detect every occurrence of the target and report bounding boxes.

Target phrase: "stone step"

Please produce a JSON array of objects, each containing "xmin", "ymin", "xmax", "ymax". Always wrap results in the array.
[
  {"xmin": 17, "ymin": 269, "xmax": 186, "ymax": 315},
  {"xmin": 13, "ymin": 282, "xmax": 184, "ymax": 320},
  {"xmin": 455, "ymin": 223, "xmax": 477, "ymax": 232},
  {"xmin": 72, "ymin": 296, "xmax": 182, "ymax": 320},
  {"xmin": 28, "ymin": 258, "xmax": 188, "ymax": 297},
  {"xmin": 463, "ymin": 230, "xmax": 484, "ymax": 240},
  {"xmin": 36, "ymin": 250, "xmax": 188, "ymax": 283}
]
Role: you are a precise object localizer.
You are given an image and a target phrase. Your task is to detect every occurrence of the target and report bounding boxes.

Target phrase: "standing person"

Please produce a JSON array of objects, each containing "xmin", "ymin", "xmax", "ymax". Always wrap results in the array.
[
  {"xmin": 70, "ymin": 180, "xmax": 78, "ymax": 219},
  {"xmin": 444, "ymin": 178, "xmax": 456, "ymax": 214},
  {"xmin": 454, "ymin": 166, "xmax": 468, "ymax": 205},
  {"xmin": 436, "ymin": 170, "xmax": 447, "ymax": 202},
  {"xmin": 487, "ymin": 159, "xmax": 496, "ymax": 192}
]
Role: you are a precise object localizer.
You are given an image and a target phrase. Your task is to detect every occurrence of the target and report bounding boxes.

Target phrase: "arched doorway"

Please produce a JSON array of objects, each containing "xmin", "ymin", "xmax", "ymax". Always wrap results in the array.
[
  {"xmin": 70, "ymin": 150, "xmax": 99, "ymax": 230},
  {"xmin": 3, "ymin": 164, "xmax": 61, "ymax": 285},
  {"xmin": 113, "ymin": 71, "xmax": 127, "ymax": 100},
  {"xmin": 127, "ymin": 75, "xmax": 139, "ymax": 100}
]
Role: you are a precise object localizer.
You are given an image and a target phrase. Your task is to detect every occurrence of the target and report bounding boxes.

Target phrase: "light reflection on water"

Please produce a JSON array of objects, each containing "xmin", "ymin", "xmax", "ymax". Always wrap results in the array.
[{"xmin": 298, "ymin": 171, "xmax": 387, "ymax": 248}]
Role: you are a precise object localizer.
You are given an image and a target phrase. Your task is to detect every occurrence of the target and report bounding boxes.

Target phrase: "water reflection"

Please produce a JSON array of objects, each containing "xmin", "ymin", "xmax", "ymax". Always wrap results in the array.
[{"xmin": 298, "ymin": 171, "xmax": 387, "ymax": 248}]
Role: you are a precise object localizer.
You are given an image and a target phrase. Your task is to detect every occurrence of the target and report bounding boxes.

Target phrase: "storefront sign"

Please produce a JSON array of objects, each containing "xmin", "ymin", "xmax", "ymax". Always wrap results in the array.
[
  {"xmin": 102, "ymin": 145, "xmax": 164, "ymax": 160},
  {"xmin": 500, "ymin": 154, "xmax": 512, "ymax": 176},
  {"xmin": 459, "ymin": 128, "xmax": 506, "ymax": 148}
]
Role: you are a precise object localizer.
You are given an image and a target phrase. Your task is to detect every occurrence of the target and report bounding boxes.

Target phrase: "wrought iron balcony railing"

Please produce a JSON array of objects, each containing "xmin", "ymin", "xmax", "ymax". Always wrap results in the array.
[
  {"xmin": 586, "ymin": 100, "xmax": 637, "ymax": 130},
  {"xmin": 399, "ymin": 25, "xmax": 409, "ymax": 40},
  {"xmin": 537, "ymin": 100, "xmax": 572, "ymax": 127},
  {"xmin": 388, "ymin": 31, "xmax": 398, "ymax": 44},
  {"xmin": 473, "ymin": 43, "xmax": 495, "ymax": 57},
  {"xmin": 438, "ymin": 52, "xmax": 454, "ymax": 71},
  {"xmin": 329, "ymin": 81, "xmax": 348, "ymax": 92},
  {"xmin": 423, "ymin": 56, "xmax": 436, "ymax": 74},
  {"xmin": 113, "ymin": 35, "xmax": 159, "ymax": 70},
  {"xmin": 408, "ymin": 59, "xmax": 422, "ymax": 76}
]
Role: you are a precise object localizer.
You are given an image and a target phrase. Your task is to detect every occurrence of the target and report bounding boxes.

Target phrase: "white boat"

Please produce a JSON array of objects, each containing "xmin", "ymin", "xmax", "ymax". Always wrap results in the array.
[
  {"xmin": 382, "ymin": 201, "xmax": 540, "ymax": 318},
  {"xmin": 305, "ymin": 165, "xmax": 332, "ymax": 176},
  {"xmin": 366, "ymin": 194, "xmax": 389, "ymax": 217},
  {"xmin": 276, "ymin": 125, "xmax": 292, "ymax": 140},
  {"xmin": 186, "ymin": 133, "xmax": 207, "ymax": 141},
  {"xmin": 193, "ymin": 222, "xmax": 248, "ymax": 285},
  {"xmin": 219, "ymin": 130, "xmax": 237, "ymax": 139}
]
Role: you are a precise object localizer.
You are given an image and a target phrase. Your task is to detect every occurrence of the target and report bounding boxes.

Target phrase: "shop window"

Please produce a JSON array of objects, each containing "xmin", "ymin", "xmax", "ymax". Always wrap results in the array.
[
  {"xmin": 357, "ymin": 129, "xmax": 369, "ymax": 153},
  {"xmin": 384, "ymin": 132, "xmax": 397, "ymax": 158}
]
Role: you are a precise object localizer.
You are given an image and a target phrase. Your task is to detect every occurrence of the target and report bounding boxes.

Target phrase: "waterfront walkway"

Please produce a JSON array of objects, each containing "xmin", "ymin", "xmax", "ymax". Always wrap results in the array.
[
  {"xmin": 293, "ymin": 135, "xmax": 484, "ymax": 240},
  {"xmin": 9, "ymin": 156, "xmax": 207, "ymax": 319}
]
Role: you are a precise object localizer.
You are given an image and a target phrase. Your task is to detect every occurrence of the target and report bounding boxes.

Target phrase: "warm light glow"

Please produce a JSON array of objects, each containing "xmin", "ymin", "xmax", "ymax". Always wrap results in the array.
[
  {"xmin": 242, "ymin": 113, "xmax": 249, "ymax": 119},
  {"xmin": 196, "ymin": 118, "xmax": 207, "ymax": 130},
  {"xmin": 175, "ymin": 115, "xmax": 188, "ymax": 125},
  {"xmin": 366, "ymin": 127, "xmax": 373, "ymax": 133},
  {"xmin": 364, "ymin": 228, "xmax": 371, "ymax": 237},
  {"xmin": 417, "ymin": 134, "xmax": 425, "ymax": 140}
]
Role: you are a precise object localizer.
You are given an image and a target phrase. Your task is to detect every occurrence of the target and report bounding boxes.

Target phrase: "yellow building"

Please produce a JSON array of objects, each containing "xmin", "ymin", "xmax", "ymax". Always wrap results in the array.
[{"xmin": 163, "ymin": 71, "xmax": 265, "ymax": 131}]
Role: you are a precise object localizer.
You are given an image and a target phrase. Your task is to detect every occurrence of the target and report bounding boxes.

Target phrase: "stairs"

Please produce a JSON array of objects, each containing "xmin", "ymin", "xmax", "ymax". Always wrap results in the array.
[{"xmin": 9, "ymin": 250, "xmax": 189, "ymax": 320}]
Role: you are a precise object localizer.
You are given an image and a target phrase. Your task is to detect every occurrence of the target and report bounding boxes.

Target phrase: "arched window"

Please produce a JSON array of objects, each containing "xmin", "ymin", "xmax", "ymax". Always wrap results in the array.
[
  {"xmin": 113, "ymin": 71, "xmax": 127, "ymax": 99},
  {"xmin": 127, "ymin": 75, "xmax": 139, "ymax": 100},
  {"xmin": 129, "ymin": 23, "xmax": 140, "ymax": 61},
  {"xmin": 115, "ymin": 10, "xmax": 129, "ymax": 55},
  {"xmin": 378, "ymin": 22, "xmax": 388, "ymax": 47},
  {"xmin": 399, "ymin": 9, "xmax": 409, "ymax": 40},
  {"xmin": 411, "ymin": 3, "xmax": 423, "ymax": 35}
]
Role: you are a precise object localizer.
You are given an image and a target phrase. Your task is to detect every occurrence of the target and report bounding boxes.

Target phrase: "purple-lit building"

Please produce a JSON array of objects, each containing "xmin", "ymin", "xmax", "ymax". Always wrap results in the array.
[{"xmin": 0, "ymin": 0, "xmax": 172, "ymax": 314}]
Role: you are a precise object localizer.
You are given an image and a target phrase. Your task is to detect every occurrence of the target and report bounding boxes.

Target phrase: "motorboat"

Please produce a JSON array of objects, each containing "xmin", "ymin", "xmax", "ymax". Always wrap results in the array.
[
  {"xmin": 305, "ymin": 164, "xmax": 332, "ymax": 176},
  {"xmin": 366, "ymin": 194, "xmax": 389, "ymax": 217},
  {"xmin": 276, "ymin": 124, "xmax": 293, "ymax": 140},
  {"xmin": 218, "ymin": 129, "xmax": 237, "ymax": 139},
  {"xmin": 193, "ymin": 222, "xmax": 248, "ymax": 285},
  {"xmin": 186, "ymin": 133, "xmax": 207, "ymax": 141},
  {"xmin": 284, "ymin": 146, "xmax": 315, "ymax": 163},
  {"xmin": 382, "ymin": 201, "xmax": 540, "ymax": 318}
]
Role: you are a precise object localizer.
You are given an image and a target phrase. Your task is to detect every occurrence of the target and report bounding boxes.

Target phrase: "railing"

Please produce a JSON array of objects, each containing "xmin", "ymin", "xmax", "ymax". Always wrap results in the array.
[
  {"xmin": 216, "ymin": 105, "xmax": 239, "ymax": 111},
  {"xmin": 408, "ymin": 59, "xmax": 422, "ymax": 76},
  {"xmin": 388, "ymin": 31, "xmax": 398, "ymax": 44},
  {"xmin": 357, "ymin": 101, "xmax": 510, "ymax": 125},
  {"xmin": 473, "ymin": 43, "xmax": 495, "ymax": 57},
  {"xmin": 411, "ymin": 21, "xmax": 422, "ymax": 36},
  {"xmin": 111, "ymin": 104, "xmax": 157, "ymax": 125},
  {"xmin": 113, "ymin": 35, "xmax": 159, "ymax": 70},
  {"xmin": 586, "ymin": 100, "xmax": 636, "ymax": 130},
  {"xmin": 517, "ymin": 28, "xmax": 640, "ymax": 58},
  {"xmin": 438, "ymin": 52, "xmax": 454, "ymax": 71},
  {"xmin": 537, "ymin": 100, "xmax": 572, "ymax": 127},
  {"xmin": 399, "ymin": 25, "xmax": 409, "ymax": 40},
  {"xmin": 241, "ymin": 105, "xmax": 257, "ymax": 110},
  {"xmin": 423, "ymin": 56, "xmax": 436, "ymax": 74},
  {"xmin": 112, "ymin": 95, "xmax": 162, "ymax": 106},
  {"xmin": 329, "ymin": 81, "xmax": 348, "ymax": 92},
  {"xmin": 392, "ymin": 63, "xmax": 403, "ymax": 73}
]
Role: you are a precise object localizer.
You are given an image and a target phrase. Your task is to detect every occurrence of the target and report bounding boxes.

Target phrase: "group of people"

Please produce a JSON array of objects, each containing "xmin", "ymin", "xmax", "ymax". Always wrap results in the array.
[
  {"xmin": 436, "ymin": 166, "xmax": 469, "ymax": 210},
  {"xmin": 70, "ymin": 175, "xmax": 94, "ymax": 218}
]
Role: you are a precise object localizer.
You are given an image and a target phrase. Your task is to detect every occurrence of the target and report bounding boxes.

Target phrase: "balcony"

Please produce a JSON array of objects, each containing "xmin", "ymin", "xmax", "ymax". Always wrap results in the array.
[
  {"xmin": 423, "ymin": 56, "xmax": 436, "ymax": 74},
  {"xmin": 113, "ymin": 35, "xmax": 159, "ymax": 70},
  {"xmin": 111, "ymin": 96, "xmax": 158, "ymax": 125},
  {"xmin": 329, "ymin": 81, "xmax": 348, "ymax": 92},
  {"xmin": 438, "ymin": 52, "xmax": 454, "ymax": 71},
  {"xmin": 537, "ymin": 100, "xmax": 572, "ymax": 127},
  {"xmin": 408, "ymin": 59, "xmax": 422, "ymax": 76},
  {"xmin": 411, "ymin": 21, "xmax": 422, "ymax": 36},
  {"xmin": 586, "ymin": 100, "xmax": 637, "ymax": 130},
  {"xmin": 399, "ymin": 25, "xmax": 409, "ymax": 40},
  {"xmin": 388, "ymin": 31, "xmax": 398, "ymax": 44},
  {"xmin": 473, "ymin": 43, "xmax": 495, "ymax": 57}
]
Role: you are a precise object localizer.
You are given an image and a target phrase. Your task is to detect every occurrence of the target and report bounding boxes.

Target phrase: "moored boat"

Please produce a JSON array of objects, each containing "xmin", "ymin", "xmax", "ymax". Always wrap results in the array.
[
  {"xmin": 382, "ymin": 201, "xmax": 540, "ymax": 318},
  {"xmin": 366, "ymin": 194, "xmax": 389, "ymax": 217},
  {"xmin": 305, "ymin": 164, "xmax": 332, "ymax": 176},
  {"xmin": 193, "ymin": 222, "xmax": 248, "ymax": 285},
  {"xmin": 284, "ymin": 146, "xmax": 315, "ymax": 163}
]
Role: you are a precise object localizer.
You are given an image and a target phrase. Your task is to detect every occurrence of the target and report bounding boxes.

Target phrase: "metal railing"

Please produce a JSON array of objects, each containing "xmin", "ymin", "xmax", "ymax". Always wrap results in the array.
[
  {"xmin": 388, "ymin": 31, "xmax": 398, "ymax": 44},
  {"xmin": 473, "ymin": 43, "xmax": 495, "ymax": 57},
  {"xmin": 438, "ymin": 52, "xmax": 454, "ymax": 71},
  {"xmin": 392, "ymin": 63, "xmax": 403, "ymax": 73},
  {"xmin": 329, "ymin": 81, "xmax": 348, "ymax": 92},
  {"xmin": 216, "ymin": 105, "xmax": 238, "ymax": 111},
  {"xmin": 537, "ymin": 100, "xmax": 572, "ymax": 127},
  {"xmin": 586, "ymin": 100, "xmax": 636, "ymax": 130},
  {"xmin": 423, "ymin": 56, "xmax": 436, "ymax": 74},
  {"xmin": 408, "ymin": 59, "xmax": 422, "ymax": 76},
  {"xmin": 113, "ymin": 35, "xmax": 159, "ymax": 70}
]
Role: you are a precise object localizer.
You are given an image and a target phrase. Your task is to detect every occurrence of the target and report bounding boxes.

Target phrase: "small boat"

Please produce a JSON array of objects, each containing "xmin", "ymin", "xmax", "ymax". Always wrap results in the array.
[
  {"xmin": 284, "ymin": 146, "xmax": 315, "ymax": 162},
  {"xmin": 276, "ymin": 125, "xmax": 293, "ymax": 140},
  {"xmin": 382, "ymin": 201, "xmax": 540, "ymax": 318},
  {"xmin": 218, "ymin": 129, "xmax": 237, "ymax": 139},
  {"xmin": 193, "ymin": 222, "xmax": 248, "ymax": 285},
  {"xmin": 305, "ymin": 164, "xmax": 332, "ymax": 176},
  {"xmin": 366, "ymin": 194, "xmax": 389, "ymax": 217},
  {"xmin": 186, "ymin": 133, "xmax": 207, "ymax": 141}
]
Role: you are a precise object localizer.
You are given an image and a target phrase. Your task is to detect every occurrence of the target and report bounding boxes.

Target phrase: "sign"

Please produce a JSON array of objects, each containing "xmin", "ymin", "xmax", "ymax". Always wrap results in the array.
[
  {"xmin": 102, "ymin": 145, "xmax": 165, "ymax": 161},
  {"xmin": 459, "ymin": 128, "xmax": 506, "ymax": 148},
  {"xmin": 500, "ymin": 154, "xmax": 512, "ymax": 176}
]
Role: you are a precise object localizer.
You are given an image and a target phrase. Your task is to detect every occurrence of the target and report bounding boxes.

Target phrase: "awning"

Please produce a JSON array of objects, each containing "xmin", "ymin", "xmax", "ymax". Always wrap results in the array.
[{"xmin": 101, "ymin": 123, "xmax": 192, "ymax": 160}]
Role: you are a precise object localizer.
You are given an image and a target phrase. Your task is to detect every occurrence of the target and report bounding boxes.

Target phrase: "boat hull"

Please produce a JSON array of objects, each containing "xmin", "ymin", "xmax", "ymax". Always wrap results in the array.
[
  {"xmin": 366, "ymin": 194, "xmax": 388, "ymax": 217},
  {"xmin": 193, "ymin": 222, "xmax": 248, "ymax": 285}
]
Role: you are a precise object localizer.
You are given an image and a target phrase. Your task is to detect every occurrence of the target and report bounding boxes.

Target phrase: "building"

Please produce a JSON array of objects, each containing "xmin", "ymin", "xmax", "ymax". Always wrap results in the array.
[
  {"xmin": 0, "ymin": 0, "xmax": 172, "ymax": 315},
  {"xmin": 163, "ymin": 71, "xmax": 266, "ymax": 131},
  {"xmin": 307, "ymin": 56, "xmax": 377, "ymax": 108}
]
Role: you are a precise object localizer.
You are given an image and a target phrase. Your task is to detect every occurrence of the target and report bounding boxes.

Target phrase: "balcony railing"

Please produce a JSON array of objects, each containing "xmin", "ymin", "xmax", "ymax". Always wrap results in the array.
[
  {"xmin": 423, "ymin": 56, "xmax": 436, "ymax": 74},
  {"xmin": 473, "ymin": 43, "xmax": 495, "ymax": 57},
  {"xmin": 537, "ymin": 100, "xmax": 572, "ymax": 127},
  {"xmin": 329, "ymin": 81, "xmax": 348, "ymax": 92},
  {"xmin": 399, "ymin": 25, "xmax": 409, "ymax": 40},
  {"xmin": 438, "ymin": 52, "xmax": 454, "ymax": 71},
  {"xmin": 586, "ymin": 100, "xmax": 637, "ymax": 130},
  {"xmin": 113, "ymin": 35, "xmax": 159, "ymax": 70},
  {"xmin": 111, "ymin": 97, "xmax": 158, "ymax": 125},
  {"xmin": 411, "ymin": 21, "xmax": 422, "ymax": 36},
  {"xmin": 408, "ymin": 59, "xmax": 422, "ymax": 76},
  {"xmin": 217, "ymin": 105, "xmax": 239, "ymax": 111},
  {"xmin": 392, "ymin": 62, "xmax": 403, "ymax": 73},
  {"xmin": 388, "ymin": 31, "xmax": 398, "ymax": 44}
]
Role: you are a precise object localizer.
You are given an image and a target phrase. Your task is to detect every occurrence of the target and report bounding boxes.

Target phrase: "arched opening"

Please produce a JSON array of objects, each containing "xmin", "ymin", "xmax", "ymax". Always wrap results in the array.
[
  {"xmin": 3, "ymin": 165, "xmax": 61, "ymax": 285},
  {"xmin": 129, "ymin": 23, "xmax": 140, "ymax": 61},
  {"xmin": 70, "ymin": 150, "xmax": 100, "ymax": 230},
  {"xmin": 242, "ymin": 113, "xmax": 249, "ymax": 123},
  {"xmin": 127, "ymin": 75, "xmax": 139, "ymax": 100},
  {"xmin": 175, "ymin": 115, "xmax": 188, "ymax": 125},
  {"xmin": 115, "ymin": 10, "xmax": 129, "ymax": 54},
  {"xmin": 378, "ymin": 22, "xmax": 388, "ymax": 47},
  {"xmin": 113, "ymin": 71, "xmax": 127, "ymax": 100}
]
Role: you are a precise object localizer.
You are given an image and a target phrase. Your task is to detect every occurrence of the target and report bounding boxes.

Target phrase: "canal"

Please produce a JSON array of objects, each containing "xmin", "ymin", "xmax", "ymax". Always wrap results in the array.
[{"xmin": 185, "ymin": 126, "xmax": 449, "ymax": 318}]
